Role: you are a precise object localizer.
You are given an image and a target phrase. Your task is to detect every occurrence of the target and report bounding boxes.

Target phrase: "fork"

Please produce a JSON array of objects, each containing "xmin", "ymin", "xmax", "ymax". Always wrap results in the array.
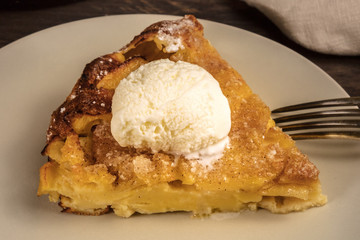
[{"xmin": 271, "ymin": 97, "xmax": 360, "ymax": 140}]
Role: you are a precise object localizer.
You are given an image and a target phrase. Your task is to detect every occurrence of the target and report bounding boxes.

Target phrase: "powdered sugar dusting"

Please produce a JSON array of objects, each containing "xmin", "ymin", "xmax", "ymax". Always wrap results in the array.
[
  {"xmin": 69, "ymin": 94, "xmax": 76, "ymax": 100},
  {"xmin": 267, "ymin": 149, "xmax": 277, "ymax": 159},
  {"xmin": 157, "ymin": 17, "xmax": 195, "ymax": 53},
  {"xmin": 96, "ymin": 69, "xmax": 109, "ymax": 81},
  {"xmin": 158, "ymin": 33, "xmax": 183, "ymax": 52}
]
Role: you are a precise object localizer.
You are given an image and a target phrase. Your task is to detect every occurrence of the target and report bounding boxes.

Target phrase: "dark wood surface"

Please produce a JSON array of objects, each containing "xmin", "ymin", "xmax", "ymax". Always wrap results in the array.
[{"xmin": 1, "ymin": 0, "xmax": 359, "ymax": 96}]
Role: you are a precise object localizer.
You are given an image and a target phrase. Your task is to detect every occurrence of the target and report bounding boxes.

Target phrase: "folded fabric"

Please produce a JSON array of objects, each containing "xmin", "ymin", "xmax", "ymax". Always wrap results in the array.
[{"xmin": 243, "ymin": 0, "xmax": 360, "ymax": 55}]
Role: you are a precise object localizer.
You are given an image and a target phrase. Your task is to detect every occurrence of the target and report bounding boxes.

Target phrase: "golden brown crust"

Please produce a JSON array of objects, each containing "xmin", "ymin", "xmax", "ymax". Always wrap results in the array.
[
  {"xmin": 39, "ymin": 15, "xmax": 324, "ymax": 216},
  {"xmin": 45, "ymin": 15, "xmax": 203, "ymax": 145},
  {"xmin": 120, "ymin": 15, "xmax": 203, "ymax": 52},
  {"xmin": 59, "ymin": 199, "xmax": 110, "ymax": 216}
]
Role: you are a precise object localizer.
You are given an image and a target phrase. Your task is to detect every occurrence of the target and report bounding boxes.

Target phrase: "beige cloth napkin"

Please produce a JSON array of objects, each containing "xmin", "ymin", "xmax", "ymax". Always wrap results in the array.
[{"xmin": 243, "ymin": 0, "xmax": 360, "ymax": 55}]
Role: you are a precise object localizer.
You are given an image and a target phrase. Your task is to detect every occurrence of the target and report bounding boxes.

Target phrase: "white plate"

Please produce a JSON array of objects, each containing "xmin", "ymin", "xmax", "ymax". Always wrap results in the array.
[{"xmin": 0, "ymin": 14, "xmax": 359, "ymax": 240}]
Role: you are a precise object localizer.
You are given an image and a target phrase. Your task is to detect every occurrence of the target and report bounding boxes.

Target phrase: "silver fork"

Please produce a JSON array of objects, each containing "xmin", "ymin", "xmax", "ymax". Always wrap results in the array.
[{"xmin": 271, "ymin": 97, "xmax": 360, "ymax": 140}]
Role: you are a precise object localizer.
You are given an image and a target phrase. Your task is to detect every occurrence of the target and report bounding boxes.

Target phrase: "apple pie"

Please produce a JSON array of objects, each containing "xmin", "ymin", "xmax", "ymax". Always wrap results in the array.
[{"xmin": 38, "ymin": 15, "xmax": 327, "ymax": 217}]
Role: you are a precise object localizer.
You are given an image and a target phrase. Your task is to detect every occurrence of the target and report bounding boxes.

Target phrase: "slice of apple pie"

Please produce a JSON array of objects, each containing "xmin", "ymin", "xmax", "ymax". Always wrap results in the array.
[{"xmin": 38, "ymin": 15, "xmax": 327, "ymax": 217}]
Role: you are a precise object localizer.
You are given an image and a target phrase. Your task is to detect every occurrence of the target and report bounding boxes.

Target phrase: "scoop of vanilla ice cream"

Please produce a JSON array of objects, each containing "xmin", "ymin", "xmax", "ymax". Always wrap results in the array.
[{"xmin": 111, "ymin": 59, "xmax": 231, "ymax": 157}]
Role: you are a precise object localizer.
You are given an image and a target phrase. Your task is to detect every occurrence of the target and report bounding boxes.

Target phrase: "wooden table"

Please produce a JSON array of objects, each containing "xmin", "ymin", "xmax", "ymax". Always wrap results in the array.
[{"xmin": 1, "ymin": 0, "xmax": 359, "ymax": 96}]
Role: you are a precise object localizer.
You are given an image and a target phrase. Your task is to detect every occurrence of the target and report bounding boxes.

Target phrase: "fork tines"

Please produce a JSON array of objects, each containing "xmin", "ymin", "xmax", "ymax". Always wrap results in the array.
[
  {"xmin": 271, "ymin": 97, "xmax": 360, "ymax": 140},
  {"xmin": 272, "ymin": 97, "xmax": 360, "ymax": 113}
]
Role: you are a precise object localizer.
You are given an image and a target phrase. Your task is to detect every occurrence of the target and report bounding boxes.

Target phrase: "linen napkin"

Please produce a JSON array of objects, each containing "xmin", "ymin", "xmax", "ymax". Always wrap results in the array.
[{"xmin": 243, "ymin": 0, "xmax": 360, "ymax": 55}]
